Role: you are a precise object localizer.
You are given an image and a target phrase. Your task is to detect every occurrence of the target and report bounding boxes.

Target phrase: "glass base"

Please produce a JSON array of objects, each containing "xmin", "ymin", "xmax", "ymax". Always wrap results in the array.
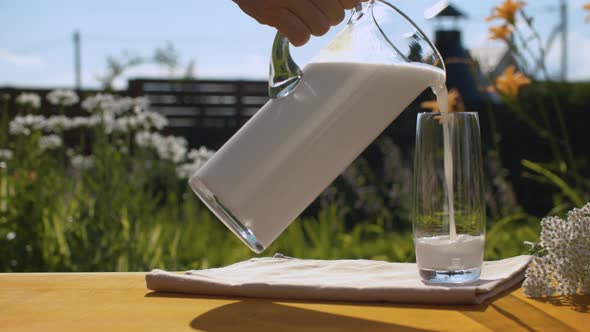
[
  {"xmin": 419, "ymin": 267, "xmax": 481, "ymax": 283},
  {"xmin": 189, "ymin": 175, "xmax": 265, "ymax": 254}
]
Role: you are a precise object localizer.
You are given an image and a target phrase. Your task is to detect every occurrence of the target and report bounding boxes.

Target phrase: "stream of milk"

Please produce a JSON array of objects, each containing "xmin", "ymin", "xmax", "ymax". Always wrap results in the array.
[{"xmin": 432, "ymin": 85, "xmax": 457, "ymax": 240}]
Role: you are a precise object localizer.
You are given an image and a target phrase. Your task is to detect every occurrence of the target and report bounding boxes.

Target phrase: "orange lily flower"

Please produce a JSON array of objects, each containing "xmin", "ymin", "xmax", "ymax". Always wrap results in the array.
[
  {"xmin": 486, "ymin": 0, "xmax": 526, "ymax": 25},
  {"xmin": 493, "ymin": 65, "xmax": 532, "ymax": 97},
  {"xmin": 12, "ymin": 170, "xmax": 38, "ymax": 182},
  {"xmin": 489, "ymin": 25, "xmax": 513, "ymax": 41}
]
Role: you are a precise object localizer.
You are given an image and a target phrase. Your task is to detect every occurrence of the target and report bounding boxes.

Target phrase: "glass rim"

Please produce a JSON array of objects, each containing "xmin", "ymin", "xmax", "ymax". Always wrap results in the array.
[
  {"xmin": 417, "ymin": 111, "xmax": 479, "ymax": 115},
  {"xmin": 417, "ymin": 112, "xmax": 480, "ymax": 120}
]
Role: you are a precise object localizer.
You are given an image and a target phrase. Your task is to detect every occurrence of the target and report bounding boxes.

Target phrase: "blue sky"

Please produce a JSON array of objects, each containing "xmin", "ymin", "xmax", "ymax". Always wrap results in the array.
[{"xmin": 1, "ymin": 0, "xmax": 589, "ymax": 89}]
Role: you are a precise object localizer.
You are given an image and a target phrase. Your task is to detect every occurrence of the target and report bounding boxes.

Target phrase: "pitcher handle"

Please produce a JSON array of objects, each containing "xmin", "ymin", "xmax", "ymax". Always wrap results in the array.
[
  {"xmin": 268, "ymin": 3, "xmax": 367, "ymax": 99},
  {"xmin": 269, "ymin": 33, "xmax": 302, "ymax": 99}
]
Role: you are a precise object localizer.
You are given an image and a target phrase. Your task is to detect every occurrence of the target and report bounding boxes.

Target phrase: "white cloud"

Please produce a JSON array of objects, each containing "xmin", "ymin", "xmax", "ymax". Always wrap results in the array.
[
  {"xmin": 0, "ymin": 48, "xmax": 44, "ymax": 68},
  {"xmin": 118, "ymin": 55, "xmax": 269, "ymax": 83},
  {"xmin": 109, "ymin": 63, "xmax": 164, "ymax": 89},
  {"xmin": 98, "ymin": 55, "xmax": 268, "ymax": 89},
  {"xmin": 566, "ymin": 32, "xmax": 590, "ymax": 81},
  {"xmin": 543, "ymin": 30, "xmax": 590, "ymax": 81},
  {"xmin": 0, "ymin": 67, "xmax": 97, "ymax": 89},
  {"xmin": 197, "ymin": 55, "xmax": 268, "ymax": 79}
]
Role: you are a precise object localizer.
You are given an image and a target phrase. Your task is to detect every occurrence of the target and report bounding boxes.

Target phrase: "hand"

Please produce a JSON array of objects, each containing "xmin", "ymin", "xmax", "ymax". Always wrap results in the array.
[{"xmin": 234, "ymin": 0, "xmax": 368, "ymax": 46}]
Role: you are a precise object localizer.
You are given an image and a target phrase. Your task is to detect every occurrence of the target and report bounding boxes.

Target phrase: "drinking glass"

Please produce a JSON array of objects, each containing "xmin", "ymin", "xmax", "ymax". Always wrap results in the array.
[{"xmin": 412, "ymin": 112, "xmax": 485, "ymax": 283}]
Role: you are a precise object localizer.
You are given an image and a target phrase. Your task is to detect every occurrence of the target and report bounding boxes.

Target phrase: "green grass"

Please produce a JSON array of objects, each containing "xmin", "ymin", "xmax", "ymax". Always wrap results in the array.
[{"xmin": 0, "ymin": 160, "xmax": 538, "ymax": 272}]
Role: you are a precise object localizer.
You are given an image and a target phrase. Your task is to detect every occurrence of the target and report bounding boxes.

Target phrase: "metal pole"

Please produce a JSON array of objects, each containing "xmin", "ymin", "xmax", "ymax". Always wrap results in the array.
[
  {"xmin": 560, "ymin": 0, "xmax": 567, "ymax": 81},
  {"xmin": 74, "ymin": 30, "xmax": 82, "ymax": 89}
]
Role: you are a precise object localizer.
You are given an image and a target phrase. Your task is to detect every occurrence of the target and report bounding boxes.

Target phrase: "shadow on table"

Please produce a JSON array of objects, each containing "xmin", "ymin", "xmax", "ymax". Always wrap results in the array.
[
  {"xmin": 186, "ymin": 300, "xmax": 433, "ymax": 332},
  {"xmin": 145, "ymin": 289, "xmax": 493, "ymax": 332},
  {"xmin": 145, "ymin": 285, "xmax": 575, "ymax": 331},
  {"xmin": 532, "ymin": 294, "xmax": 589, "ymax": 313}
]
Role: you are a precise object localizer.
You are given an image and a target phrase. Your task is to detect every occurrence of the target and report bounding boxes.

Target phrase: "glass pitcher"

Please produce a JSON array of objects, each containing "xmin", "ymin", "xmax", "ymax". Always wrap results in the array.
[{"xmin": 190, "ymin": 0, "xmax": 446, "ymax": 253}]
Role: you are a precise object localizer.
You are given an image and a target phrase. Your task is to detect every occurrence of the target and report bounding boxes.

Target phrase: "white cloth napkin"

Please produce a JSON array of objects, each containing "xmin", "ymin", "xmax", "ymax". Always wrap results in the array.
[{"xmin": 146, "ymin": 254, "xmax": 531, "ymax": 305}]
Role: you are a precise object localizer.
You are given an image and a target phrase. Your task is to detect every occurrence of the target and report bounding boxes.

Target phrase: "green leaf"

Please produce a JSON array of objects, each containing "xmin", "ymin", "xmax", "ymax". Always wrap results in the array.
[{"xmin": 522, "ymin": 159, "xmax": 585, "ymax": 207}]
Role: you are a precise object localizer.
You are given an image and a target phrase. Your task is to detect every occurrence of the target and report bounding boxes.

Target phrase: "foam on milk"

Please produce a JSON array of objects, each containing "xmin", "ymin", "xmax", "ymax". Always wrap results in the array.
[
  {"xmin": 194, "ymin": 61, "xmax": 445, "ymax": 248},
  {"xmin": 415, "ymin": 234, "xmax": 484, "ymax": 270}
]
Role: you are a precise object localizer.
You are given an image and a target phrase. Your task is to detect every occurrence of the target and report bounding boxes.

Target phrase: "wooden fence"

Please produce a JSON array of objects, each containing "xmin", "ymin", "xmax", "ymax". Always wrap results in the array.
[
  {"xmin": 1, "ymin": 79, "xmax": 269, "ymax": 149},
  {"xmin": 128, "ymin": 79, "xmax": 269, "ymax": 148}
]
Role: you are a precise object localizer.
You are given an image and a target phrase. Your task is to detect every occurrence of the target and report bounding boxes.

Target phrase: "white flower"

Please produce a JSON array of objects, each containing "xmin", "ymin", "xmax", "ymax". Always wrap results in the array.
[
  {"xmin": 39, "ymin": 135, "xmax": 63, "ymax": 151},
  {"xmin": 9, "ymin": 115, "xmax": 46, "ymax": 135},
  {"xmin": 87, "ymin": 115, "xmax": 102, "ymax": 128},
  {"xmin": 101, "ymin": 110, "xmax": 117, "ymax": 134},
  {"xmin": 108, "ymin": 97, "xmax": 134, "ymax": 115},
  {"xmin": 16, "ymin": 93, "xmax": 41, "ymax": 109},
  {"xmin": 188, "ymin": 146, "xmax": 215, "ymax": 161},
  {"xmin": 82, "ymin": 95, "xmax": 149, "ymax": 116},
  {"xmin": 523, "ymin": 203, "xmax": 590, "ymax": 297},
  {"xmin": 133, "ymin": 97, "xmax": 150, "ymax": 112},
  {"xmin": 0, "ymin": 149, "xmax": 13, "ymax": 161},
  {"xmin": 81, "ymin": 93, "xmax": 115, "ymax": 113},
  {"xmin": 156, "ymin": 135, "xmax": 187, "ymax": 163},
  {"xmin": 69, "ymin": 116, "xmax": 97, "ymax": 129},
  {"xmin": 44, "ymin": 115, "xmax": 72, "ymax": 132},
  {"xmin": 134, "ymin": 131, "xmax": 153, "ymax": 147},
  {"xmin": 112, "ymin": 110, "xmax": 167, "ymax": 133},
  {"xmin": 70, "ymin": 154, "xmax": 94, "ymax": 170},
  {"xmin": 176, "ymin": 147, "xmax": 215, "ymax": 179},
  {"xmin": 113, "ymin": 115, "xmax": 140, "ymax": 133},
  {"xmin": 113, "ymin": 117, "xmax": 129, "ymax": 133},
  {"xmin": 134, "ymin": 131, "xmax": 187, "ymax": 163},
  {"xmin": 6, "ymin": 232, "xmax": 16, "ymax": 241},
  {"xmin": 142, "ymin": 111, "xmax": 168, "ymax": 130},
  {"xmin": 176, "ymin": 163, "xmax": 198, "ymax": 179},
  {"xmin": 46, "ymin": 89, "xmax": 79, "ymax": 106}
]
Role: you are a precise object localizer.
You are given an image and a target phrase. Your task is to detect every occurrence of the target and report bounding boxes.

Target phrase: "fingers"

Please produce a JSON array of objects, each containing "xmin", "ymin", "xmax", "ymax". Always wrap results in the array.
[
  {"xmin": 311, "ymin": 0, "xmax": 345, "ymax": 26},
  {"xmin": 273, "ymin": 9, "xmax": 312, "ymax": 46},
  {"xmin": 234, "ymin": 0, "xmax": 369, "ymax": 46},
  {"xmin": 287, "ymin": 0, "xmax": 330, "ymax": 37}
]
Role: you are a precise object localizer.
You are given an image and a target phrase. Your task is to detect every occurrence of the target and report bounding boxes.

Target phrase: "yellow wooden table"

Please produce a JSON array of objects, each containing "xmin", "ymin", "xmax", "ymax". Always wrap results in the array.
[{"xmin": 0, "ymin": 273, "xmax": 588, "ymax": 331}]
